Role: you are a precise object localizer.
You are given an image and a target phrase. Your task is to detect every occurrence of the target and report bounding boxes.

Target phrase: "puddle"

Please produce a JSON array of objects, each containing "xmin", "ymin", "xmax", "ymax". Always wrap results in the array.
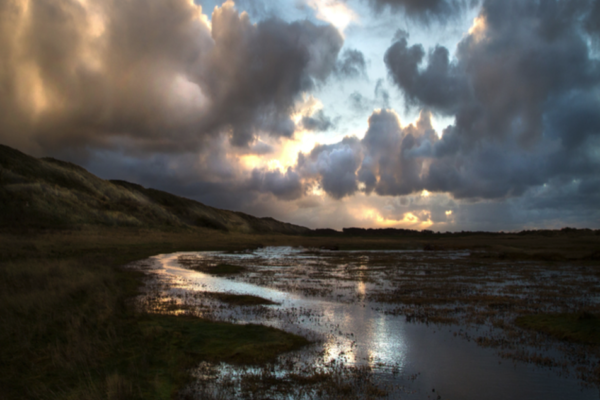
[{"xmin": 131, "ymin": 247, "xmax": 600, "ymax": 399}]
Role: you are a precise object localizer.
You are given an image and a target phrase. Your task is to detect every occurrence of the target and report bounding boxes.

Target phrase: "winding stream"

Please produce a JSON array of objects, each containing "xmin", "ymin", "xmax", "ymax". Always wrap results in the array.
[{"xmin": 131, "ymin": 247, "xmax": 598, "ymax": 399}]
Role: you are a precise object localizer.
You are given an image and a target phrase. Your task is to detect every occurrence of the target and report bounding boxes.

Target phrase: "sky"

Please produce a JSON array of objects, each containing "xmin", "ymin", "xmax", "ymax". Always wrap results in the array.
[{"xmin": 1, "ymin": 0, "xmax": 599, "ymax": 231}]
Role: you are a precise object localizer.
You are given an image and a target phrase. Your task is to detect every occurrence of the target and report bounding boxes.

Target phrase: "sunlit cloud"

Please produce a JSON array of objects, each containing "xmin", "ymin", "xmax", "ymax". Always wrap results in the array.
[
  {"xmin": 307, "ymin": 0, "xmax": 358, "ymax": 33},
  {"xmin": 239, "ymin": 154, "xmax": 262, "ymax": 170},
  {"xmin": 2, "ymin": 0, "xmax": 599, "ymax": 233},
  {"xmin": 261, "ymin": 95, "xmax": 333, "ymax": 171},
  {"xmin": 21, "ymin": 65, "xmax": 51, "ymax": 118},
  {"xmin": 467, "ymin": 15, "xmax": 487, "ymax": 42},
  {"xmin": 168, "ymin": 75, "xmax": 208, "ymax": 113},
  {"xmin": 352, "ymin": 206, "xmax": 433, "ymax": 229},
  {"xmin": 291, "ymin": 95, "xmax": 324, "ymax": 125}
]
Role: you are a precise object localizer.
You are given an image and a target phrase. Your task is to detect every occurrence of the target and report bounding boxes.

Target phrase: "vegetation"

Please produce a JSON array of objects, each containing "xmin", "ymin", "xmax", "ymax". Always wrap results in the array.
[
  {"xmin": 176, "ymin": 258, "xmax": 249, "ymax": 275},
  {"xmin": 0, "ymin": 144, "xmax": 309, "ymax": 234},
  {"xmin": 207, "ymin": 292, "xmax": 278, "ymax": 306},
  {"xmin": 2, "ymin": 143, "xmax": 600, "ymax": 398},
  {"xmin": 515, "ymin": 312, "xmax": 600, "ymax": 344},
  {"xmin": 0, "ymin": 229, "xmax": 306, "ymax": 400},
  {"xmin": 210, "ymin": 263, "xmax": 248, "ymax": 275}
]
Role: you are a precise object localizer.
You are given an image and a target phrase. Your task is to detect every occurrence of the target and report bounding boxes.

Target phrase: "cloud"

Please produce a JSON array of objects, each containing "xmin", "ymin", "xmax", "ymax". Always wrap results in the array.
[
  {"xmin": 358, "ymin": 109, "xmax": 438, "ymax": 196},
  {"xmin": 201, "ymin": 3, "xmax": 344, "ymax": 146},
  {"xmin": 586, "ymin": 0, "xmax": 600, "ymax": 38},
  {"xmin": 386, "ymin": 0, "xmax": 600, "ymax": 143},
  {"xmin": 348, "ymin": 92, "xmax": 372, "ymax": 113},
  {"xmin": 0, "ymin": 0, "xmax": 343, "ymax": 154},
  {"xmin": 374, "ymin": 79, "xmax": 391, "ymax": 109},
  {"xmin": 2, "ymin": 0, "xmax": 599, "ymax": 232},
  {"xmin": 298, "ymin": 137, "xmax": 363, "ymax": 199},
  {"xmin": 335, "ymin": 49, "xmax": 367, "ymax": 79},
  {"xmin": 385, "ymin": 40, "xmax": 466, "ymax": 114},
  {"xmin": 375, "ymin": 0, "xmax": 600, "ymax": 199},
  {"xmin": 347, "ymin": 79, "xmax": 390, "ymax": 113},
  {"xmin": 295, "ymin": 109, "xmax": 437, "ymax": 199},
  {"xmin": 306, "ymin": 0, "xmax": 358, "ymax": 32},
  {"xmin": 365, "ymin": 0, "xmax": 468, "ymax": 22},
  {"xmin": 301, "ymin": 110, "xmax": 334, "ymax": 131},
  {"xmin": 250, "ymin": 167, "xmax": 305, "ymax": 200}
]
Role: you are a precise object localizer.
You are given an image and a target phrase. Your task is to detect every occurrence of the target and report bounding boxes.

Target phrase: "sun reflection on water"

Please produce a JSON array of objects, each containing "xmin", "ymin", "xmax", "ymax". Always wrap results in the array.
[{"xmin": 128, "ymin": 247, "xmax": 599, "ymax": 400}]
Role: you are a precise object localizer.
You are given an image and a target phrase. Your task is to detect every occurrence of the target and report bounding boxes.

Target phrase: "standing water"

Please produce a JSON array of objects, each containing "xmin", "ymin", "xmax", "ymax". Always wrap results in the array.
[{"xmin": 130, "ymin": 247, "xmax": 599, "ymax": 399}]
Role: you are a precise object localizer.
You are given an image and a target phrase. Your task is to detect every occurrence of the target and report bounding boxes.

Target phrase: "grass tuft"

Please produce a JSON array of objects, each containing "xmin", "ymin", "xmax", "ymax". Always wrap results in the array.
[
  {"xmin": 207, "ymin": 292, "xmax": 278, "ymax": 306},
  {"xmin": 138, "ymin": 315, "xmax": 307, "ymax": 365},
  {"xmin": 515, "ymin": 312, "xmax": 600, "ymax": 344},
  {"xmin": 209, "ymin": 264, "xmax": 247, "ymax": 275}
]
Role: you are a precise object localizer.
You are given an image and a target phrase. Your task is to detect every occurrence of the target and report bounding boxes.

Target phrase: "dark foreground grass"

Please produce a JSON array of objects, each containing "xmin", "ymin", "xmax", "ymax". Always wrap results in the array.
[
  {"xmin": 210, "ymin": 263, "xmax": 247, "ymax": 275},
  {"xmin": 175, "ymin": 259, "xmax": 249, "ymax": 275},
  {"xmin": 0, "ymin": 227, "xmax": 306, "ymax": 400},
  {"xmin": 207, "ymin": 292, "xmax": 278, "ymax": 306},
  {"xmin": 515, "ymin": 312, "xmax": 600, "ymax": 344},
  {"xmin": 2, "ymin": 226, "xmax": 599, "ymax": 399},
  {"xmin": 139, "ymin": 316, "xmax": 306, "ymax": 365}
]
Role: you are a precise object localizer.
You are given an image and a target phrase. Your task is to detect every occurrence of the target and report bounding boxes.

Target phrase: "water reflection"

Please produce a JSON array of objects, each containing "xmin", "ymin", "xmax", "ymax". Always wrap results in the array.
[{"xmin": 132, "ymin": 248, "xmax": 599, "ymax": 399}]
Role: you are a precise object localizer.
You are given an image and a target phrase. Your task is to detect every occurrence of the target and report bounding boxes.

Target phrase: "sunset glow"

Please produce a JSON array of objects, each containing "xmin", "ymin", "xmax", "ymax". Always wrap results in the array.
[
  {"xmin": 307, "ymin": 0, "xmax": 358, "ymax": 32},
  {"xmin": 1, "ymin": 0, "xmax": 597, "ymax": 232}
]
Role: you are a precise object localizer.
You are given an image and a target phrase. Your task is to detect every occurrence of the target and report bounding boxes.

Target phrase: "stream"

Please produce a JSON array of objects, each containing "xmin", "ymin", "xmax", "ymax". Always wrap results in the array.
[{"xmin": 131, "ymin": 247, "xmax": 599, "ymax": 399}]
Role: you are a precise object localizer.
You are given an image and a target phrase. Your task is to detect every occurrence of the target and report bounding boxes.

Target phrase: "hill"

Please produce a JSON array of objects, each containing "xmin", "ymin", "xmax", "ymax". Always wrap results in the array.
[{"xmin": 0, "ymin": 144, "xmax": 310, "ymax": 234}]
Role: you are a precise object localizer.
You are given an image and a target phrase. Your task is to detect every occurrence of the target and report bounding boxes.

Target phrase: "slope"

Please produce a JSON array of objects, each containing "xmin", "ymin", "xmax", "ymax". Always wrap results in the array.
[{"xmin": 0, "ymin": 144, "xmax": 310, "ymax": 234}]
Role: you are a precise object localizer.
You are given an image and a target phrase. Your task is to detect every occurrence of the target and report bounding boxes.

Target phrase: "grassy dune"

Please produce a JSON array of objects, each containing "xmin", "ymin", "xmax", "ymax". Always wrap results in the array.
[{"xmin": 0, "ymin": 144, "xmax": 309, "ymax": 234}]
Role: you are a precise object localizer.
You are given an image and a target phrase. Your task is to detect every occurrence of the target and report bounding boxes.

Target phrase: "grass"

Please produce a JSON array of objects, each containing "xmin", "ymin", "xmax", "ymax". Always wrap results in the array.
[
  {"xmin": 207, "ymin": 292, "xmax": 278, "ymax": 306},
  {"xmin": 515, "ymin": 312, "xmax": 600, "ymax": 344},
  {"xmin": 138, "ymin": 316, "xmax": 307, "ymax": 365},
  {"xmin": 2, "ymin": 224, "xmax": 600, "ymax": 398},
  {"xmin": 0, "ymin": 144, "xmax": 310, "ymax": 234},
  {"xmin": 0, "ymin": 227, "xmax": 306, "ymax": 400},
  {"xmin": 208, "ymin": 263, "xmax": 247, "ymax": 275},
  {"xmin": 176, "ymin": 258, "xmax": 249, "ymax": 275}
]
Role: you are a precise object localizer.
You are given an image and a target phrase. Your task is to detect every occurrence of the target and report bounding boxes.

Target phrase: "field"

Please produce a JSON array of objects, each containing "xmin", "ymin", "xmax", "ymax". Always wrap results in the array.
[{"xmin": 1, "ymin": 226, "xmax": 599, "ymax": 399}]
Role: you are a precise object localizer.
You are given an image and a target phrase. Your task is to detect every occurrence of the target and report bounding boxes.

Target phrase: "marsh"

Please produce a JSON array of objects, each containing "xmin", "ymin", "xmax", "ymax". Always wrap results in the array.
[{"xmin": 133, "ymin": 247, "xmax": 600, "ymax": 399}]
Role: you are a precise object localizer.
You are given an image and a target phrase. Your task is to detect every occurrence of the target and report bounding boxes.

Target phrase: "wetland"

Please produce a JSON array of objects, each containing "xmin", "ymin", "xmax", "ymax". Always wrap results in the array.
[
  {"xmin": 133, "ymin": 246, "xmax": 600, "ymax": 399},
  {"xmin": 2, "ymin": 227, "xmax": 600, "ymax": 399}
]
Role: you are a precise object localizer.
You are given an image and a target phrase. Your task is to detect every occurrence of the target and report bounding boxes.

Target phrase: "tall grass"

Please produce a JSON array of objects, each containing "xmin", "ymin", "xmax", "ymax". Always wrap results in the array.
[{"xmin": 0, "ymin": 227, "xmax": 303, "ymax": 399}]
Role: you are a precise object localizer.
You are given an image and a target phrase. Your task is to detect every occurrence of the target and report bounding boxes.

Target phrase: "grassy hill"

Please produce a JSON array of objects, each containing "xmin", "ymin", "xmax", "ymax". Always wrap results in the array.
[{"xmin": 0, "ymin": 144, "xmax": 310, "ymax": 234}]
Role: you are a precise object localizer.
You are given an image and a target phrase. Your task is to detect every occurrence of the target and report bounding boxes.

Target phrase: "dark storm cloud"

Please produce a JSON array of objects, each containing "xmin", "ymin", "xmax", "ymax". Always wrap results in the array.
[
  {"xmin": 298, "ymin": 137, "xmax": 363, "ymax": 199},
  {"xmin": 386, "ymin": 0, "xmax": 600, "ymax": 144},
  {"xmin": 358, "ymin": 109, "xmax": 438, "ymax": 196},
  {"xmin": 335, "ymin": 49, "xmax": 367, "ymax": 79},
  {"xmin": 296, "ymin": 110, "xmax": 436, "ymax": 199},
  {"xmin": 392, "ymin": 29, "xmax": 409, "ymax": 42},
  {"xmin": 366, "ymin": 0, "xmax": 468, "ymax": 21},
  {"xmin": 198, "ymin": 6, "xmax": 344, "ymax": 146},
  {"xmin": 373, "ymin": 0, "xmax": 600, "ymax": 200},
  {"xmin": 586, "ymin": 0, "xmax": 600, "ymax": 37},
  {"xmin": 0, "ymin": 0, "xmax": 343, "ymax": 155},
  {"xmin": 250, "ymin": 167, "xmax": 305, "ymax": 201},
  {"xmin": 385, "ymin": 40, "xmax": 466, "ymax": 114},
  {"xmin": 296, "ymin": 0, "xmax": 600, "ymax": 207},
  {"xmin": 301, "ymin": 110, "xmax": 334, "ymax": 131}
]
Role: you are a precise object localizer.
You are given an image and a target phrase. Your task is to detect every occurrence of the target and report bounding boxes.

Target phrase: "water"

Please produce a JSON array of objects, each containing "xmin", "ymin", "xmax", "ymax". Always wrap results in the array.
[{"xmin": 132, "ymin": 247, "xmax": 599, "ymax": 399}]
